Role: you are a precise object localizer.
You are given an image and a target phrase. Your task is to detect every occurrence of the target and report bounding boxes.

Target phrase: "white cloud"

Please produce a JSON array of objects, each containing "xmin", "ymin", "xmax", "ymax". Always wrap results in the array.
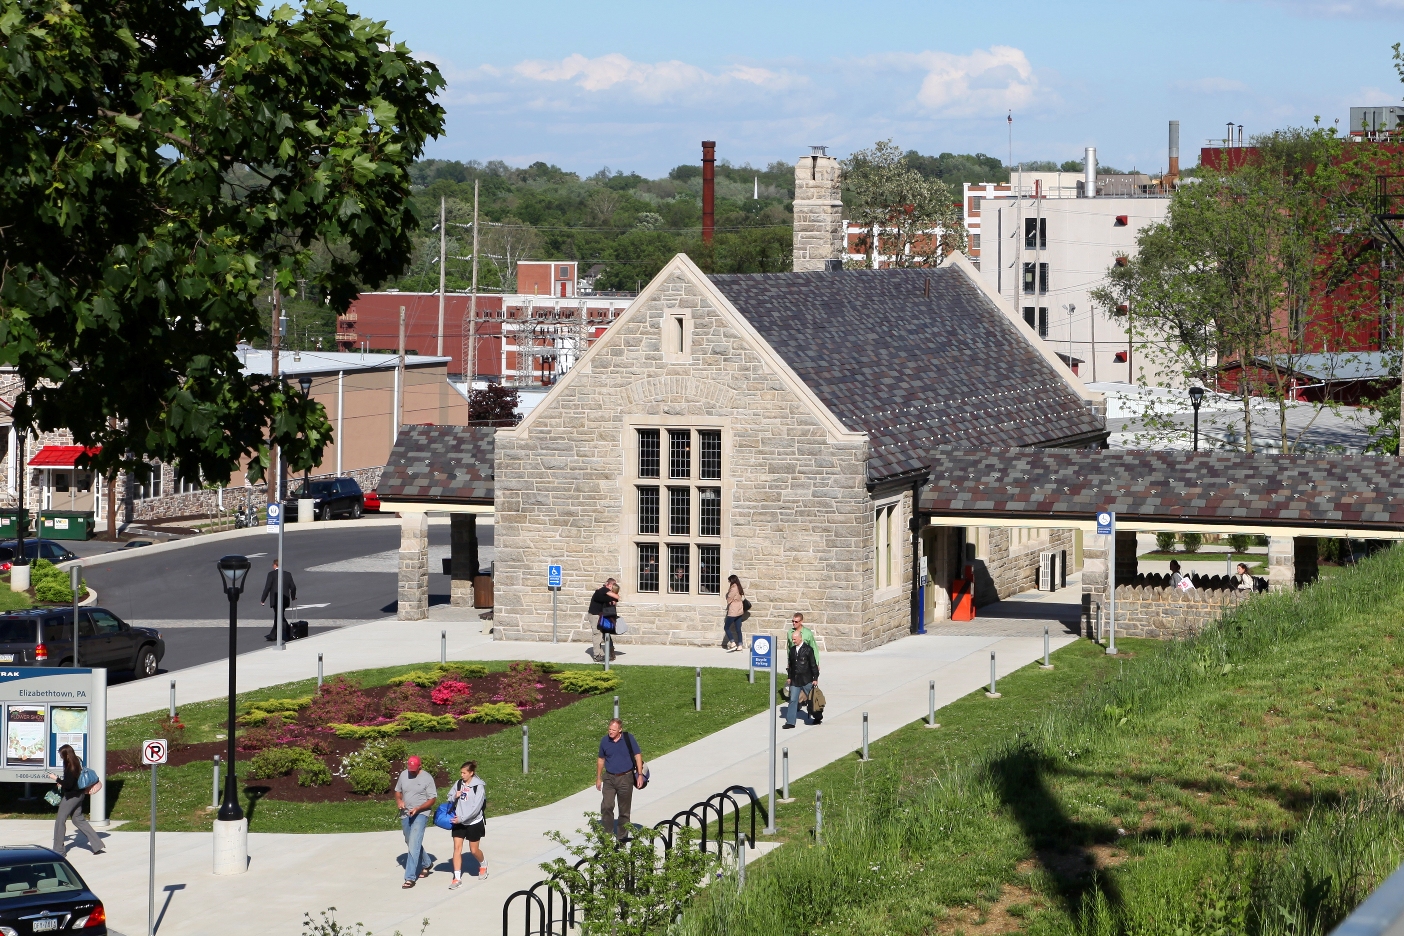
[
  {"xmin": 511, "ymin": 53, "xmax": 797, "ymax": 102},
  {"xmin": 864, "ymin": 46, "xmax": 1040, "ymax": 116},
  {"xmin": 1175, "ymin": 76, "xmax": 1250, "ymax": 94}
]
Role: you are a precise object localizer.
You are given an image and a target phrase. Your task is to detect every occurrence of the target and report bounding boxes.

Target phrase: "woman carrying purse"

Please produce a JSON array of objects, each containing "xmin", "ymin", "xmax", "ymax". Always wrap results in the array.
[{"xmin": 47, "ymin": 744, "xmax": 103, "ymax": 855}]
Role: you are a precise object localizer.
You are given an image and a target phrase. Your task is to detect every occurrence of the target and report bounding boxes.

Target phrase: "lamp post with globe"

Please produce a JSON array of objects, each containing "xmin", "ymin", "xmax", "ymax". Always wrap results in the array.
[{"xmin": 214, "ymin": 555, "xmax": 251, "ymax": 874}]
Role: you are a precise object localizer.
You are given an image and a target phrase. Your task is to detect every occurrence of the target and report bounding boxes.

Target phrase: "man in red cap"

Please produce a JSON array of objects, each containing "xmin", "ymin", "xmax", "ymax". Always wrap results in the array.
[{"xmin": 394, "ymin": 754, "xmax": 438, "ymax": 888}]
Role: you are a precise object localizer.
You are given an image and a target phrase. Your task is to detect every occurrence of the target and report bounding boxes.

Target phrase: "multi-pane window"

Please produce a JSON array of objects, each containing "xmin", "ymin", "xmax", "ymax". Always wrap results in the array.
[
  {"xmin": 700, "ymin": 488, "xmax": 721, "ymax": 537},
  {"xmin": 1024, "ymin": 217, "xmax": 1047, "ymax": 250},
  {"xmin": 1022, "ymin": 263, "xmax": 1035, "ymax": 295},
  {"xmin": 1038, "ymin": 263, "xmax": 1049, "ymax": 294},
  {"xmin": 699, "ymin": 546, "xmax": 721, "ymax": 595},
  {"xmin": 669, "ymin": 488, "xmax": 691, "ymax": 536},
  {"xmin": 634, "ymin": 428, "xmax": 723, "ymax": 597},
  {"xmin": 668, "ymin": 544, "xmax": 690, "ymax": 593},
  {"xmin": 638, "ymin": 544, "xmax": 659, "ymax": 593},
  {"xmin": 699, "ymin": 431, "xmax": 721, "ymax": 480},
  {"xmin": 875, "ymin": 501, "xmax": 899, "ymax": 592},
  {"xmin": 1038, "ymin": 307, "xmax": 1049, "ymax": 338},
  {"xmin": 638, "ymin": 429, "xmax": 660, "ymax": 478},
  {"xmin": 638, "ymin": 487, "xmax": 659, "ymax": 535},
  {"xmin": 669, "ymin": 430, "xmax": 691, "ymax": 479}
]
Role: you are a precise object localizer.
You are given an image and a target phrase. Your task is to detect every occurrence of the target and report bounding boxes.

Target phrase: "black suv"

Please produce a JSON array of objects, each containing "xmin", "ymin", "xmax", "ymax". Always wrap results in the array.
[
  {"xmin": 0, "ymin": 540, "xmax": 79, "ymax": 571},
  {"xmin": 0, "ymin": 608, "xmax": 165, "ymax": 676},
  {"xmin": 0, "ymin": 846, "xmax": 106, "ymax": 933},
  {"xmin": 284, "ymin": 477, "xmax": 364, "ymax": 521}
]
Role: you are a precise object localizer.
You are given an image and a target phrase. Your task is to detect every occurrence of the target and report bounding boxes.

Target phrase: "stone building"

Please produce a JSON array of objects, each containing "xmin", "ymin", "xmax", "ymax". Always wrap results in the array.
[{"xmin": 492, "ymin": 253, "xmax": 1106, "ymax": 651}]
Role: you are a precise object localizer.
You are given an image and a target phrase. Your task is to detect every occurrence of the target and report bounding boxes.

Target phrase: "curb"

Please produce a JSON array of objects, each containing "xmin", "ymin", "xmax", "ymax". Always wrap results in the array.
[{"xmin": 74, "ymin": 516, "xmax": 407, "ymax": 570}]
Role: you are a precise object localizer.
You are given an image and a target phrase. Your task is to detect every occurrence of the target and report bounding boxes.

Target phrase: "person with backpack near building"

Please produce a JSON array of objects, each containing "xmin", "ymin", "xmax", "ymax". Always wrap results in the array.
[
  {"xmin": 723, "ymin": 575, "xmax": 747, "ymax": 652},
  {"xmin": 47, "ymin": 744, "xmax": 103, "ymax": 855},
  {"xmin": 446, "ymin": 761, "xmax": 487, "ymax": 889},
  {"xmin": 596, "ymin": 718, "xmax": 645, "ymax": 843},
  {"xmin": 784, "ymin": 628, "xmax": 820, "ymax": 730},
  {"xmin": 588, "ymin": 578, "xmax": 619, "ymax": 662},
  {"xmin": 394, "ymin": 755, "xmax": 437, "ymax": 888}
]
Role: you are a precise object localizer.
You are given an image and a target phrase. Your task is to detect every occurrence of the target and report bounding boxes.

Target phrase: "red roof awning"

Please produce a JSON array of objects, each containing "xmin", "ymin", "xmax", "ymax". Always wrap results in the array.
[{"xmin": 28, "ymin": 446, "xmax": 100, "ymax": 469}]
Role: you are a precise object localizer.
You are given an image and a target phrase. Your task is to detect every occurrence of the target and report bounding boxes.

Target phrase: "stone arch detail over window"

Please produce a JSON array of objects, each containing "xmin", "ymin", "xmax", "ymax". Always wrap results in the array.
[{"xmin": 623, "ymin": 377, "xmax": 738, "ymax": 410}]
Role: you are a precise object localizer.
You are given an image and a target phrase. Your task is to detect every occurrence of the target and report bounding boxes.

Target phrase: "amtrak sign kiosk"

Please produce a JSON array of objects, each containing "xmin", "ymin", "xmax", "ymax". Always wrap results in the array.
[{"xmin": 0, "ymin": 668, "xmax": 108, "ymax": 823}]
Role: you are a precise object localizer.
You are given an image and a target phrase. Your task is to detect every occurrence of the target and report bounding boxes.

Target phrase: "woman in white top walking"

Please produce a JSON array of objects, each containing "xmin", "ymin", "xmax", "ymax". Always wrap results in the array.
[{"xmin": 448, "ymin": 761, "xmax": 487, "ymax": 888}]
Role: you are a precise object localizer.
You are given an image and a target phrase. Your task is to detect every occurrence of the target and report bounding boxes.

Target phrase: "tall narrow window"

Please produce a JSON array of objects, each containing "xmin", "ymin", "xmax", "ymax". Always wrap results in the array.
[
  {"xmin": 1022, "ymin": 263, "xmax": 1035, "ymax": 295},
  {"xmin": 699, "ymin": 546, "xmax": 721, "ymax": 595},
  {"xmin": 875, "ymin": 502, "xmax": 899, "ymax": 591},
  {"xmin": 638, "ymin": 544, "xmax": 659, "ymax": 593},
  {"xmin": 638, "ymin": 487, "xmax": 659, "ymax": 535},
  {"xmin": 699, "ymin": 488, "xmax": 721, "ymax": 537},
  {"xmin": 669, "ymin": 430, "xmax": 691, "ymax": 479},
  {"xmin": 1024, "ymin": 218, "xmax": 1038, "ymax": 249},
  {"xmin": 672, "ymin": 316, "xmax": 686, "ymax": 354},
  {"xmin": 699, "ymin": 431, "xmax": 721, "ymax": 480},
  {"xmin": 1038, "ymin": 263, "xmax": 1049, "ymax": 294},
  {"xmin": 668, "ymin": 544, "xmax": 690, "ymax": 593},
  {"xmin": 638, "ymin": 429, "xmax": 660, "ymax": 478},
  {"xmin": 669, "ymin": 487, "xmax": 691, "ymax": 536},
  {"xmin": 1023, "ymin": 307, "xmax": 1036, "ymax": 329},
  {"xmin": 1038, "ymin": 308, "xmax": 1049, "ymax": 338},
  {"xmin": 1038, "ymin": 218, "xmax": 1047, "ymax": 249}
]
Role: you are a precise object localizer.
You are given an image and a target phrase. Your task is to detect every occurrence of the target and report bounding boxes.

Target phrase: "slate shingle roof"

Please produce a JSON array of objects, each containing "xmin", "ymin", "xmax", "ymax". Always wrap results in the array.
[
  {"xmin": 708, "ymin": 267, "xmax": 1107, "ymax": 481},
  {"xmin": 377, "ymin": 425, "xmax": 494, "ymax": 504},
  {"xmin": 919, "ymin": 449, "xmax": 1404, "ymax": 530}
]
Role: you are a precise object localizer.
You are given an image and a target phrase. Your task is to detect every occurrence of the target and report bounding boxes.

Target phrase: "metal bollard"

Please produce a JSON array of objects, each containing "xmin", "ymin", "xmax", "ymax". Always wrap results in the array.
[
  {"xmin": 927, "ymin": 679, "xmax": 939, "ymax": 728},
  {"xmin": 440, "ymin": 630, "xmax": 446, "ymax": 665},
  {"xmin": 815, "ymin": 789, "xmax": 823, "ymax": 845},
  {"xmin": 317, "ymin": 652, "xmax": 323, "ymax": 689},
  {"xmin": 522, "ymin": 724, "xmax": 529, "ymax": 774},
  {"xmin": 1041, "ymin": 623, "xmax": 1054, "ymax": 669},
  {"xmin": 861, "ymin": 712, "xmax": 869, "ymax": 761},
  {"xmin": 169, "ymin": 680, "xmax": 176, "ymax": 719},
  {"xmin": 695, "ymin": 667, "xmax": 702, "ymax": 712},
  {"xmin": 987, "ymin": 651, "xmax": 1002, "ymax": 698},
  {"xmin": 737, "ymin": 840, "xmax": 746, "ymax": 889},
  {"xmin": 211, "ymin": 756, "xmax": 221, "ymax": 810},
  {"xmin": 1095, "ymin": 602, "xmax": 1102, "ymax": 643},
  {"xmin": 781, "ymin": 747, "xmax": 791, "ymax": 802},
  {"xmin": 748, "ymin": 640, "xmax": 754, "ymax": 684},
  {"xmin": 604, "ymin": 634, "xmax": 611, "ymax": 673},
  {"xmin": 613, "ymin": 695, "xmax": 620, "ymax": 722}
]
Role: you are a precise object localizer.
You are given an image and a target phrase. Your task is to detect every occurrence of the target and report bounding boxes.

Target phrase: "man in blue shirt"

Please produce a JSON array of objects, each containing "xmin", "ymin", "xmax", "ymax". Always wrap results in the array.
[{"xmin": 595, "ymin": 718, "xmax": 644, "ymax": 843}]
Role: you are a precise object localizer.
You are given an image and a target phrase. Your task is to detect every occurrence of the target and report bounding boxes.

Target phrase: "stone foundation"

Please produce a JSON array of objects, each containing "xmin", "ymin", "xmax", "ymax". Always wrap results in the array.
[{"xmin": 1111, "ymin": 583, "xmax": 1250, "ymax": 639}]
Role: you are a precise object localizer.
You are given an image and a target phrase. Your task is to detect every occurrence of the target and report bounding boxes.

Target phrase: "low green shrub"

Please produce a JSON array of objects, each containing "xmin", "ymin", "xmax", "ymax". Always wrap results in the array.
[
  {"xmin": 246, "ymin": 747, "xmax": 329, "ymax": 786},
  {"xmin": 34, "ymin": 578, "xmax": 74, "ymax": 603},
  {"xmin": 297, "ymin": 761, "xmax": 332, "ymax": 787},
  {"xmin": 340, "ymin": 737, "xmax": 405, "ymax": 795},
  {"xmin": 389, "ymin": 662, "xmax": 490, "ymax": 687},
  {"xmin": 1228, "ymin": 533, "xmax": 1252, "ymax": 553},
  {"xmin": 1180, "ymin": 531, "xmax": 1203, "ymax": 553},
  {"xmin": 460, "ymin": 702, "xmax": 522, "ymax": 724},
  {"xmin": 397, "ymin": 712, "xmax": 457, "ymax": 732},
  {"xmin": 329, "ymin": 722, "xmax": 406, "ymax": 740},
  {"xmin": 442, "ymin": 662, "xmax": 489, "ymax": 680},
  {"xmin": 553, "ymin": 670, "xmax": 622, "ymax": 695},
  {"xmin": 246, "ymin": 697, "xmax": 312, "ymax": 714},
  {"xmin": 346, "ymin": 765, "xmax": 391, "ymax": 795},
  {"xmin": 1155, "ymin": 531, "xmax": 1177, "ymax": 552}
]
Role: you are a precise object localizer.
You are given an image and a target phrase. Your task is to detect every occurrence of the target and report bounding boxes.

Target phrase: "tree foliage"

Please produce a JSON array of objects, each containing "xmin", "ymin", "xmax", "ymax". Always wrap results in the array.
[
  {"xmin": 842, "ymin": 140, "xmax": 966, "ymax": 267},
  {"xmin": 0, "ymin": 0, "xmax": 444, "ymax": 483}
]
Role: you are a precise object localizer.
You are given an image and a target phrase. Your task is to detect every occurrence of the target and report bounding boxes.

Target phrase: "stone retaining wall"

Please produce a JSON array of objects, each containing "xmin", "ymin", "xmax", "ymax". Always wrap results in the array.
[
  {"xmin": 1112, "ymin": 584, "xmax": 1249, "ymax": 639},
  {"xmin": 129, "ymin": 465, "xmax": 384, "ymax": 523}
]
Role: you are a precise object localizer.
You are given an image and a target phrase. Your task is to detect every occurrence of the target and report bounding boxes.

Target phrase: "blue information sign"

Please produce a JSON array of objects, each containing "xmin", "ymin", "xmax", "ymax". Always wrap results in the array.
[
  {"xmin": 547, "ymin": 564, "xmax": 562, "ymax": 588},
  {"xmin": 750, "ymin": 635, "xmax": 773, "ymax": 671},
  {"xmin": 266, "ymin": 502, "xmax": 282, "ymax": 531},
  {"xmin": 1096, "ymin": 510, "xmax": 1114, "ymax": 536}
]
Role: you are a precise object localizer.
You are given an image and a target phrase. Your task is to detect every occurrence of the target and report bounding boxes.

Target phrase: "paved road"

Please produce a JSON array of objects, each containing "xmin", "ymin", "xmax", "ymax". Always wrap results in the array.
[{"xmin": 82, "ymin": 522, "xmax": 489, "ymax": 625}]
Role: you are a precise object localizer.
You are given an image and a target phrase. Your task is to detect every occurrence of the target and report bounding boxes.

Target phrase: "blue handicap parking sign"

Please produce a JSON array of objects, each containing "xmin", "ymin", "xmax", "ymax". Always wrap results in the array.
[
  {"xmin": 1096, "ymin": 511, "xmax": 1114, "ymax": 536},
  {"xmin": 547, "ymin": 565, "xmax": 562, "ymax": 588}
]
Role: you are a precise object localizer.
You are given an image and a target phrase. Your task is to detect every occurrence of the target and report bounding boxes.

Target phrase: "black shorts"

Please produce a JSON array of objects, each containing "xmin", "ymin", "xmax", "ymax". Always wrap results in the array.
[{"xmin": 452, "ymin": 821, "xmax": 485, "ymax": 841}]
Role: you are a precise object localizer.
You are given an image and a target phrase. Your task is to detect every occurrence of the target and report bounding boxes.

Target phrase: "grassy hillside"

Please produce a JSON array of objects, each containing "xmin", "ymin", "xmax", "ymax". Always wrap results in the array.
[{"xmin": 684, "ymin": 545, "xmax": 1404, "ymax": 936}]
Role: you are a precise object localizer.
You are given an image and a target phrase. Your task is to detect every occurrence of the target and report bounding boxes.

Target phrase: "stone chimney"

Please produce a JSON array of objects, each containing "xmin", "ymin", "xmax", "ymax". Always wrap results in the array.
[{"xmin": 792, "ymin": 146, "xmax": 843, "ymax": 272}]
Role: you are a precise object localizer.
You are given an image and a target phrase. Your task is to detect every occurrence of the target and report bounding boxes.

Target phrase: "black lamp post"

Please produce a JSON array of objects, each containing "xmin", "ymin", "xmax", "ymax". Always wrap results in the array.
[
  {"xmin": 1189, "ymin": 385, "xmax": 1206, "ymax": 451},
  {"xmin": 297, "ymin": 376, "xmax": 313, "ymax": 488},
  {"xmin": 216, "ymin": 555, "xmax": 251, "ymax": 821}
]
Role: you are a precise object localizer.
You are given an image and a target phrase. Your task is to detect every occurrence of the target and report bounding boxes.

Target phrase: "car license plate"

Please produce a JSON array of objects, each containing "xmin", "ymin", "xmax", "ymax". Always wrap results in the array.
[
  {"xmin": 0, "ymin": 654, "xmax": 14, "ymax": 663},
  {"xmin": 33, "ymin": 918, "xmax": 58, "ymax": 932}
]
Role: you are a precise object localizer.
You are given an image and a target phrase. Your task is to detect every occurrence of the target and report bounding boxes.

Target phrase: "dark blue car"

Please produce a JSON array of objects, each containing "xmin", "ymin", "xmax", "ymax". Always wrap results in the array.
[{"xmin": 0, "ymin": 846, "xmax": 106, "ymax": 932}]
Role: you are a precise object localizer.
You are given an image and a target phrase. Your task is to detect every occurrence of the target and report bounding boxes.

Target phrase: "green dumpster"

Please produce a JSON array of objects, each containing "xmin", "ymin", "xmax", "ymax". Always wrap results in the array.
[
  {"xmin": 39, "ymin": 511, "xmax": 94, "ymax": 541},
  {"xmin": 0, "ymin": 511, "xmax": 17, "ymax": 540}
]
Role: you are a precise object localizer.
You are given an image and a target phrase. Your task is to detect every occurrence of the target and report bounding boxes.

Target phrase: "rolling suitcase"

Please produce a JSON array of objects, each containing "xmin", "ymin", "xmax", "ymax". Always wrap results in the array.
[{"xmin": 291, "ymin": 620, "xmax": 309, "ymax": 640}]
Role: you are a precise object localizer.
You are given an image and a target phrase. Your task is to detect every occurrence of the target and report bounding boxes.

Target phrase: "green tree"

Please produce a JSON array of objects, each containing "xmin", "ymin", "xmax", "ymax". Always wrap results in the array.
[
  {"xmin": 0, "ymin": 0, "xmax": 444, "ymax": 483},
  {"xmin": 842, "ymin": 140, "xmax": 966, "ymax": 268}
]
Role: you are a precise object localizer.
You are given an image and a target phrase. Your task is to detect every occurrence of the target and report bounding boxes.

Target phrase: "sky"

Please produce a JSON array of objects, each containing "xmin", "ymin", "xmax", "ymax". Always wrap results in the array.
[{"xmin": 353, "ymin": 0, "xmax": 1404, "ymax": 179}]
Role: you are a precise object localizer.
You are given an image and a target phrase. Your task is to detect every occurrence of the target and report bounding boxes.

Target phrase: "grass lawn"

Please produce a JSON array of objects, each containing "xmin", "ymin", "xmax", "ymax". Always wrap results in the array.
[
  {"xmin": 0, "ymin": 585, "xmax": 34, "ymax": 612},
  {"xmin": 0, "ymin": 660, "xmax": 770, "ymax": 833},
  {"xmin": 1137, "ymin": 550, "xmax": 1267, "ymax": 573},
  {"xmin": 680, "ymin": 547, "xmax": 1404, "ymax": 936}
]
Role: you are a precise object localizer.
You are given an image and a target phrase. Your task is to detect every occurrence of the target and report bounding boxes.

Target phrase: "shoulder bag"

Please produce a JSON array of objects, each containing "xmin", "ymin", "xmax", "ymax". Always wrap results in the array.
[{"xmin": 624, "ymin": 732, "xmax": 650, "ymax": 788}]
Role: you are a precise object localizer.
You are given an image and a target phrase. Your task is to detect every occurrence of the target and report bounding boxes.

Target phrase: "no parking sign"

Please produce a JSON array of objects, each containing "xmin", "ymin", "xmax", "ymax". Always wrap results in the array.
[{"xmin": 141, "ymin": 739, "xmax": 168, "ymax": 766}]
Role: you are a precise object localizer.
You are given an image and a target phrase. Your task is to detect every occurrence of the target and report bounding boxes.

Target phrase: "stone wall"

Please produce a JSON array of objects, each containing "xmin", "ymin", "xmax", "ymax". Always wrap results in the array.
[
  {"xmin": 974, "ymin": 528, "xmax": 1075, "ymax": 605},
  {"xmin": 792, "ymin": 154, "xmax": 844, "ymax": 272},
  {"xmin": 127, "ymin": 465, "xmax": 383, "ymax": 524},
  {"xmin": 494, "ymin": 264, "xmax": 881, "ymax": 651},
  {"xmin": 1112, "ymin": 583, "xmax": 1249, "ymax": 639}
]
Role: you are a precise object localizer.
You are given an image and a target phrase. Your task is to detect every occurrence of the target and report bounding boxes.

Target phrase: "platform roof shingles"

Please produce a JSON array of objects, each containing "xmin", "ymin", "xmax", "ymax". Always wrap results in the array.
[
  {"xmin": 378, "ymin": 425, "xmax": 494, "ymax": 504},
  {"xmin": 708, "ymin": 267, "xmax": 1107, "ymax": 481},
  {"xmin": 919, "ymin": 449, "xmax": 1404, "ymax": 530}
]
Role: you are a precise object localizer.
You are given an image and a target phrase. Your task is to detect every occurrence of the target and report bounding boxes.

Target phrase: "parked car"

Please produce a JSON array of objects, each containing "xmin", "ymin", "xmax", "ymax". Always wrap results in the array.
[
  {"xmin": 283, "ymin": 477, "xmax": 364, "ymax": 521},
  {"xmin": 362, "ymin": 489, "xmax": 381, "ymax": 512},
  {"xmin": 0, "ymin": 607, "xmax": 164, "ymax": 676},
  {"xmin": 119, "ymin": 540, "xmax": 153, "ymax": 550},
  {"xmin": 0, "ymin": 540, "xmax": 79, "ymax": 572},
  {"xmin": 0, "ymin": 846, "xmax": 106, "ymax": 933}
]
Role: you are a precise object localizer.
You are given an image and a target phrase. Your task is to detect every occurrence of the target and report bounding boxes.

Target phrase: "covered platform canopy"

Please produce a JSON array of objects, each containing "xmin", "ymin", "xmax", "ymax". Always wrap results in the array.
[{"xmin": 918, "ymin": 448, "xmax": 1404, "ymax": 539}]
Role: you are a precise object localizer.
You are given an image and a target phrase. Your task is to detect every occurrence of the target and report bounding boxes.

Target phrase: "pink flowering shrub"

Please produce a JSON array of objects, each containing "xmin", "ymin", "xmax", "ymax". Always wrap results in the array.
[
  {"xmin": 431, "ymin": 679, "xmax": 472, "ymax": 706},
  {"xmin": 495, "ymin": 661, "xmax": 543, "ymax": 707},
  {"xmin": 304, "ymin": 676, "xmax": 379, "ymax": 727},
  {"xmin": 238, "ymin": 716, "xmax": 331, "ymax": 754},
  {"xmin": 381, "ymin": 683, "xmax": 431, "ymax": 718}
]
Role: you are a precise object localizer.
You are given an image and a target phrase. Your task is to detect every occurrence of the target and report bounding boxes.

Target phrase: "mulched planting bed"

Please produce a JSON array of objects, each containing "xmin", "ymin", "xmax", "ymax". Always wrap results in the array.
[{"xmin": 108, "ymin": 664, "xmax": 590, "ymax": 803}]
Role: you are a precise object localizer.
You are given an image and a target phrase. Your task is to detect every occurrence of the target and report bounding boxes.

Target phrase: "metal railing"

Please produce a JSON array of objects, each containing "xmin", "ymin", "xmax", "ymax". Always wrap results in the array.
[{"xmin": 502, "ymin": 784, "xmax": 768, "ymax": 936}]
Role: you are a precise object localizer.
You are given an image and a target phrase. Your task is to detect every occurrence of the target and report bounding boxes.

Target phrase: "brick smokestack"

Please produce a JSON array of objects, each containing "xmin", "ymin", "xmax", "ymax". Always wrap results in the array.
[{"xmin": 701, "ymin": 141, "xmax": 716, "ymax": 244}]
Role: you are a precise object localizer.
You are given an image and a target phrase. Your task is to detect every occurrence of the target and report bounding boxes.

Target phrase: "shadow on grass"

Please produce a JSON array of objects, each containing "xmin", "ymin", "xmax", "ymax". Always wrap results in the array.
[
  {"xmin": 243, "ymin": 785, "xmax": 270, "ymax": 828},
  {"xmin": 988, "ymin": 747, "xmax": 1124, "ymax": 917}
]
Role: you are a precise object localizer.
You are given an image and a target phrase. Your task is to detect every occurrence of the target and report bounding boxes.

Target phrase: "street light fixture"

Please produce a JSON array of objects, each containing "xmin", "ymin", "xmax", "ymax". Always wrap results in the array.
[
  {"xmin": 297, "ymin": 376, "xmax": 313, "ymax": 487},
  {"xmin": 216, "ymin": 555, "xmax": 250, "ymax": 822},
  {"xmin": 1188, "ymin": 385, "xmax": 1206, "ymax": 451}
]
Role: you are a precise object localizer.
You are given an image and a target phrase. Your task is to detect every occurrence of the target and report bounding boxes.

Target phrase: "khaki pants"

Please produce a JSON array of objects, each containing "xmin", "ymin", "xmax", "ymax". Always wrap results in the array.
[
  {"xmin": 592, "ymin": 617, "xmax": 612, "ymax": 660},
  {"xmin": 600, "ymin": 772, "xmax": 634, "ymax": 841}
]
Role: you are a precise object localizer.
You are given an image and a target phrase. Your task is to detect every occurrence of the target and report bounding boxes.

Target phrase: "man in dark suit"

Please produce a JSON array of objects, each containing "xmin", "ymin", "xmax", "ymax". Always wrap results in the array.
[{"xmin": 260, "ymin": 560, "xmax": 297, "ymax": 641}]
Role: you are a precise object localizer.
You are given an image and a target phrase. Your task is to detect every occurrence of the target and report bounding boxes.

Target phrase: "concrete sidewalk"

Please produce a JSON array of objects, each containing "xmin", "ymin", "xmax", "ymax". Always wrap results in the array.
[{"xmin": 4, "ymin": 628, "xmax": 1075, "ymax": 936}]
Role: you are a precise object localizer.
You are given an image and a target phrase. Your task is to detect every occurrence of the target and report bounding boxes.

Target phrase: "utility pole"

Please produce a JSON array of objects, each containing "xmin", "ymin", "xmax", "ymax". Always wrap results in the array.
[
  {"xmin": 468, "ymin": 180, "xmax": 480, "ymax": 394},
  {"xmin": 395, "ymin": 305, "xmax": 405, "ymax": 443},
  {"xmin": 270, "ymin": 289, "xmax": 281, "ymax": 509},
  {"xmin": 436, "ymin": 196, "xmax": 446, "ymax": 358}
]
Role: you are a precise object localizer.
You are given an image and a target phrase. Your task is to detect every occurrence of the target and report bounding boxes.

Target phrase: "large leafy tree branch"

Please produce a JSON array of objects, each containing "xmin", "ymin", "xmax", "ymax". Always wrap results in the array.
[
  {"xmin": 0, "ymin": 0, "xmax": 444, "ymax": 484},
  {"xmin": 842, "ymin": 140, "xmax": 966, "ymax": 268}
]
